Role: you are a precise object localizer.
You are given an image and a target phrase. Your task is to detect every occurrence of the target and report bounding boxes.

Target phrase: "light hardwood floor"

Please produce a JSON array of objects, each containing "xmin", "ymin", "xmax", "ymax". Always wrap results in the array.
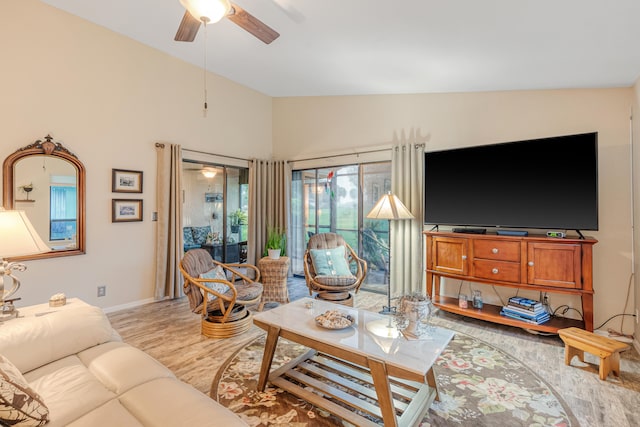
[{"xmin": 108, "ymin": 280, "xmax": 640, "ymax": 427}]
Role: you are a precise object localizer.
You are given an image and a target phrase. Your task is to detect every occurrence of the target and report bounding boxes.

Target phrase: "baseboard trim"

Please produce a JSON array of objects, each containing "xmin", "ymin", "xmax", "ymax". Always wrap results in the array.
[{"xmin": 102, "ymin": 297, "xmax": 158, "ymax": 314}]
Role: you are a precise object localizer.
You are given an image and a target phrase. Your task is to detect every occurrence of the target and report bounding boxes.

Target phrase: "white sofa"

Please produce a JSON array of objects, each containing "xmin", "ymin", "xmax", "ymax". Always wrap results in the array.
[{"xmin": 0, "ymin": 299, "xmax": 247, "ymax": 426}]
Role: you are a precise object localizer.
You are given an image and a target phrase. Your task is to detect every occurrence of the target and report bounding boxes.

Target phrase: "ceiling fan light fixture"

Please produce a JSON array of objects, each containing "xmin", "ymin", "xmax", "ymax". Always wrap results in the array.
[
  {"xmin": 202, "ymin": 168, "xmax": 217, "ymax": 178},
  {"xmin": 179, "ymin": 0, "xmax": 231, "ymax": 24}
]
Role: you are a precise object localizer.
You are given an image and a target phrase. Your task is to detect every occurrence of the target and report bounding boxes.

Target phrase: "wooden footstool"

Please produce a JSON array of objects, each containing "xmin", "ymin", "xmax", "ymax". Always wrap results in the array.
[{"xmin": 558, "ymin": 327, "xmax": 630, "ymax": 380}]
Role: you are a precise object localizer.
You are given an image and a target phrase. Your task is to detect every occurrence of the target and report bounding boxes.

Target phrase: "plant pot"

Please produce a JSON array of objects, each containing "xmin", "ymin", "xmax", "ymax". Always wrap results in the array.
[
  {"xmin": 230, "ymin": 225, "xmax": 240, "ymax": 233},
  {"xmin": 268, "ymin": 248, "xmax": 281, "ymax": 259}
]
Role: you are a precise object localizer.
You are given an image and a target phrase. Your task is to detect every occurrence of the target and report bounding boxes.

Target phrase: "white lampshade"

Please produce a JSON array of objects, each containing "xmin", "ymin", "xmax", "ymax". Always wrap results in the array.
[
  {"xmin": 180, "ymin": 0, "xmax": 231, "ymax": 23},
  {"xmin": 366, "ymin": 192, "xmax": 414, "ymax": 221},
  {"xmin": 0, "ymin": 209, "xmax": 50, "ymax": 258}
]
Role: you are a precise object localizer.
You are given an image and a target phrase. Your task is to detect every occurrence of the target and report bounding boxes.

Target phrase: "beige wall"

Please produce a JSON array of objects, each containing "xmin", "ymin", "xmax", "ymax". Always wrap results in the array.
[
  {"xmin": 1, "ymin": 0, "xmax": 272, "ymax": 309},
  {"xmin": 633, "ymin": 77, "xmax": 640, "ymax": 346},
  {"xmin": 274, "ymin": 88, "xmax": 635, "ymax": 334}
]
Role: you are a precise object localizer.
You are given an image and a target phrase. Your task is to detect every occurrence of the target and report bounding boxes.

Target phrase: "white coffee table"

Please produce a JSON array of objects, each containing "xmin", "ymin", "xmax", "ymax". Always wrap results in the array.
[{"xmin": 252, "ymin": 298, "xmax": 454, "ymax": 427}]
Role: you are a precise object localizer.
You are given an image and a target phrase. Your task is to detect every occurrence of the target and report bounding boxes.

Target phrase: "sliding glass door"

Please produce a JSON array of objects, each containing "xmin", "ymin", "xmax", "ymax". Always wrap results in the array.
[
  {"xmin": 182, "ymin": 161, "xmax": 248, "ymax": 263},
  {"xmin": 290, "ymin": 162, "xmax": 391, "ymax": 292}
]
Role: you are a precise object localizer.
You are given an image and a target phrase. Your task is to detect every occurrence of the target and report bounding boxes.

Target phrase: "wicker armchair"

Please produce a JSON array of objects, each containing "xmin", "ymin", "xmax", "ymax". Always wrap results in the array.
[
  {"xmin": 179, "ymin": 249, "xmax": 263, "ymax": 338},
  {"xmin": 303, "ymin": 233, "xmax": 367, "ymax": 306}
]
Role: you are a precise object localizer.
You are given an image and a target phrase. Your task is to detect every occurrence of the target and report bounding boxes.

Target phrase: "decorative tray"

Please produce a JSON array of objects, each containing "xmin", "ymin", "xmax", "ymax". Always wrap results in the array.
[{"xmin": 315, "ymin": 310, "xmax": 355, "ymax": 330}]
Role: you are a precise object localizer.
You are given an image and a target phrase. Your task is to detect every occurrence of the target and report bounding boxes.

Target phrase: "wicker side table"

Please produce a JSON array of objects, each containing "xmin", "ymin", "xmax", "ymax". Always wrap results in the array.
[{"xmin": 258, "ymin": 256, "xmax": 290, "ymax": 310}]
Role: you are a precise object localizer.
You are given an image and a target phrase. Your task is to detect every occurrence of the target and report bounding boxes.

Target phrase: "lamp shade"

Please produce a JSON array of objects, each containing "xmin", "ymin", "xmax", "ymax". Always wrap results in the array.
[
  {"xmin": 179, "ymin": 0, "xmax": 231, "ymax": 23},
  {"xmin": 0, "ymin": 209, "xmax": 50, "ymax": 258},
  {"xmin": 366, "ymin": 192, "xmax": 414, "ymax": 221}
]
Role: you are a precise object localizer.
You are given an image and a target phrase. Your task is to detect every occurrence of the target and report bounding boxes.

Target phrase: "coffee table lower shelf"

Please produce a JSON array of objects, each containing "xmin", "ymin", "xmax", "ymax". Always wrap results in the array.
[
  {"xmin": 268, "ymin": 348, "xmax": 436, "ymax": 427},
  {"xmin": 433, "ymin": 295, "xmax": 584, "ymax": 333}
]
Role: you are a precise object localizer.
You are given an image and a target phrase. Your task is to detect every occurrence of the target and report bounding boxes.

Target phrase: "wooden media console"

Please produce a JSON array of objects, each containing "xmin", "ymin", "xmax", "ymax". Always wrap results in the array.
[{"xmin": 424, "ymin": 231, "xmax": 597, "ymax": 333}]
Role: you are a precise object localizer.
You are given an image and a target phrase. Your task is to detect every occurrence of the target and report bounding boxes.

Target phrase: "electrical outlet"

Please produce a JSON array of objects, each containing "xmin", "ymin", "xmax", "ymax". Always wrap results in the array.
[
  {"xmin": 636, "ymin": 308, "xmax": 639, "ymax": 324},
  {"xmin": 97, "ymin": 286, "xmax": 106, "ymax": 297}
]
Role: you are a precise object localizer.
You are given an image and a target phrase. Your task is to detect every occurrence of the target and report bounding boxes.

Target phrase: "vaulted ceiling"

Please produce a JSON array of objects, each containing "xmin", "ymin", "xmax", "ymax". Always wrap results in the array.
[{"xmin": 41, "ymin": 0, "xmax": 640, "ymax": 97}]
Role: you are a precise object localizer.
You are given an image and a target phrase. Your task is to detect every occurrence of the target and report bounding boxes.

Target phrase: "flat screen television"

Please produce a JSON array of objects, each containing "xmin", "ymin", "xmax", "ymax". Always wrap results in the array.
[{"xmin": 423, "ymin": 132, "xmax": 598, "ymax": 231}]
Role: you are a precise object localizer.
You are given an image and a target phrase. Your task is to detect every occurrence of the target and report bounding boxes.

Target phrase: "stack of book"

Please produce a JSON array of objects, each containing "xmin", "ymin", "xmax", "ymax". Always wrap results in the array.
[{"xmin": 500, "ymin": 297, "xmax": 550, "ymax": 325}]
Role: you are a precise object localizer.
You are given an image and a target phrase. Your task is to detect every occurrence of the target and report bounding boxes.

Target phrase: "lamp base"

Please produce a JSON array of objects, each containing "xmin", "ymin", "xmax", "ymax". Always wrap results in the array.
[
  {"xmin": 379, "ymin": 305, "xmax": 397, "ymax": 315},
  {"xmin": 0, "ymin": 300, "xmax": 19, "ymax": 322}
]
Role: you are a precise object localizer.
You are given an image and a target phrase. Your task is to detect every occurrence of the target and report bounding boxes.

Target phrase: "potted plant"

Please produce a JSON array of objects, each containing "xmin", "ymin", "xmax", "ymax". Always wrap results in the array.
[
  {"xmin": 263, "ymin": 226, "xmax": 287, "ymax": 259},
  {"xmin": 228, "ymin": 209, "xmax": 247, "ymax": 233}
]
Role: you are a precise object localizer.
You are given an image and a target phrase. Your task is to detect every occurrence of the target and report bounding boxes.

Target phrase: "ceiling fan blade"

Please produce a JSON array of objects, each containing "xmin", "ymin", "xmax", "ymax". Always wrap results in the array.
[
  {"xmin": 175, "ymin": 10, "xmax": 201, "ymax": 42},
  {"xmin": 228, "ymin": 3, "xmax": 280, "ymax": 44}
]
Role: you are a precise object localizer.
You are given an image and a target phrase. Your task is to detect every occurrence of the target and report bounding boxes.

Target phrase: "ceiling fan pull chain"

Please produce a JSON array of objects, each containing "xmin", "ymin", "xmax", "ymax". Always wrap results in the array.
[{"xmin": 203, "ymin": 20, "xmax": 208, "ymax": 117}]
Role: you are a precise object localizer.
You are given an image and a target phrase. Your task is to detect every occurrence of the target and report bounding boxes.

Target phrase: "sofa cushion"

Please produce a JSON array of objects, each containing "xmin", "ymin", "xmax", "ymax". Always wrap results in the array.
[
  {"xmin": 25, "ymin": 355, "xmax": 117, "ymax": 427},
  {"xmin": 66, "ymin": 400, "xmax": 144, "ymax": 427},
  {"xmin": 191, "ymin": 226, "xmax": 211, "ymax": 245},
  {"xmin": 0, "ymin": 354, "xmax": 49, "ymax": 426},
  {"xmin": 0, "ymin": 306, "xmax": 118, "ymax": 374},
  {"xmin": 183, "ymin": 227, "xmax": 196, "ymax": 246},
  {"xmin": 77, "ymin": 342, "xmax": 175, "ymax": 395},
  {"xmin": 309, "ymin": 246, "xmax": 353, "ymax": 276},
  {"xmin": 119, "ymin": 377, "xmax": 248, "ymax": 426}
]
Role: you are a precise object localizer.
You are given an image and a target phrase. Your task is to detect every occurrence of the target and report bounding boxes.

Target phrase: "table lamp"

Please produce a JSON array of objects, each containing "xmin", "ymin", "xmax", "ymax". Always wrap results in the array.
[
  {"xmin": 0, "ymin": 208, "xmax": 50, "ymax": 321},
  {"xmin": 366, "ymin": 192, "xmax": 414, "ymax": 314}
]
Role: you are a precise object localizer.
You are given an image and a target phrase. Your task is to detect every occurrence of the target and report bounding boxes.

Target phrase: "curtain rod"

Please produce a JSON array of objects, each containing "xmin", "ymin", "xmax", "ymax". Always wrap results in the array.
[
  {"xmin": 181, "ymin": 147, "xmax": 251, "ymax": 162},
  {"xmin": 183, "ymin": 147, "xmax": 390, "ymax": 164},
  {"xmin": 292, "ymin": 147, "xmax": 391, "ymax": 163}
]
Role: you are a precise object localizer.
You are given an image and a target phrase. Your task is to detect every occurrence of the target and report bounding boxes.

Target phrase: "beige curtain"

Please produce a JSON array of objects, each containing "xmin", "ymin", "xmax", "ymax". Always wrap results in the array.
[
  {"xmin": 248, "ymin": 160, "xmax": 291, "ymax": 265},
  {"xmin": 391, "ymin": 136, "xmax": 425, "ymax": 296},
  {"xmin": 154, "ymin": 143, "xmax": 183, "ymax": 299}
]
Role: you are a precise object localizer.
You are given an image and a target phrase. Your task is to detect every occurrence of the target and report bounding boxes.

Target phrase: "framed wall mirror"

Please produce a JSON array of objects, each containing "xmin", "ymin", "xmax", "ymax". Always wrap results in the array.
[{"xmin": 3, "ymin": 135, "xmax": 85, "ymax": 260}]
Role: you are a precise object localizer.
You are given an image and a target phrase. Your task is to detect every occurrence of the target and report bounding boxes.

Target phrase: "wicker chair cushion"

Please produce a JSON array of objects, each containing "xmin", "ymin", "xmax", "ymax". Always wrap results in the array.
[
  {"xmin": 313, "ymin": 275, "xmax": 358, "ymax": 287},
  {"xmin": 182, "ymin": 249, "xmax": 217, "ymax": 312},
  {"xmin": 307, "ymin": 232, "xmax": 346, "ymax": 249},
  {"xmin": 234, "ymin": 282, "xmax": 263, "ymax": 302}
]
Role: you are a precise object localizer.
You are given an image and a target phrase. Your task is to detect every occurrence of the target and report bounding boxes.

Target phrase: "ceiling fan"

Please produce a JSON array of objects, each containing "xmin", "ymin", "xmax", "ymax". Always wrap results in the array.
[{"xmin": 175, "ymin": 0, "xmax": 280, "ymax": 44}]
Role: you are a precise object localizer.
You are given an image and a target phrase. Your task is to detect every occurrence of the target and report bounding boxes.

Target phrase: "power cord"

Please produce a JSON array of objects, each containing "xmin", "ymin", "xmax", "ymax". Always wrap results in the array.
[
  {"xmin": 541, "ymin": 292, "xmax": 552, "ymax": 315},
  {"xmin": 594, "ymin": 313, "xmax": 636, "ymax": 331},
  {"xmin": 491, "ymin": 286, "xmax": 506, "ymax": 307},
  {"xmin": 551, "ymin": 304, "xmax": 584, "ymax": 320}
]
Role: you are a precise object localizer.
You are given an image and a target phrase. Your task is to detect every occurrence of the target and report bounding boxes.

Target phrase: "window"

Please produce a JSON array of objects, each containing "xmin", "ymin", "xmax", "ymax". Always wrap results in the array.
[
  {"xmin": 50, "ymin": 186, "xmax": 77, "ymax": 241},
  {"xmin": 182, "ymin": 160, "xmax": 249, "ymax": 263},
  {"xmin": 291, "ymin": 162, "xmax": 391, "ymax": 291}
]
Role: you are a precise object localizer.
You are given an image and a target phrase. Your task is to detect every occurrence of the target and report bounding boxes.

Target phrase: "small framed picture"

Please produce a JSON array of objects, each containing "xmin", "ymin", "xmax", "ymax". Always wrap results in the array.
[
  {"xmin": 112, "ymin": 199, "xmax": 143, "ymax": 222},
  {"xmin": 112, "ymin": 169, "xmax": 143, "ymax": 193}
]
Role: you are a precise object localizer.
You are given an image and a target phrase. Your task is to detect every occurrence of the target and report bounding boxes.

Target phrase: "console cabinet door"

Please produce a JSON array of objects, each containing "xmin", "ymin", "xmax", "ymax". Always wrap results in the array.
[
  {"xmin": 431, "ymin": 237, "xmax": 469, "ymax": 276},
  {"xmin": 527, "ymin": 242, "xmax": 582, "ymax": 288}
]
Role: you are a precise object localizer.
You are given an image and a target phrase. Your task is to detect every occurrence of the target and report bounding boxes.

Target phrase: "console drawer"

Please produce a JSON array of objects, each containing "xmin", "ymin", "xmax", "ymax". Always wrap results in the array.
[
  {"xmin": 473, "ymin": 259, "xmax": 521, "ymax": 282},
  {"xmin": 473, "ymin": 240, "xmax": 521, "ymax": 262}
]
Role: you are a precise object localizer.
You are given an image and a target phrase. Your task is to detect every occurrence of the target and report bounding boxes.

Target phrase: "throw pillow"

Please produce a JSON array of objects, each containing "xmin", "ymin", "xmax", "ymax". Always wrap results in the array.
[
  {"xmin": 191, "ymin": 226, "xmax": 211, "ymax": 245},
  {"xmin": 183, "ymin": 227, "xmax": 196, "ymax": 246},
  {"xmin": 309, "ymin": 246, "xmax": 354, "ymax": 277},
  {"xmin": 0, "ymin": 354, "xmax": 49, "ymax": 426},
  {"xmin": 199, "ymin": 266, "xmax": 231, "ymax": 299}
]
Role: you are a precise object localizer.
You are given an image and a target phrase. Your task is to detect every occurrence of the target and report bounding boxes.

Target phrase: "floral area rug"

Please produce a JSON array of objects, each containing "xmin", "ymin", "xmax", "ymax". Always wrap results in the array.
[{"xmin": 212, "ymin": 332, "xmax": 578, "ymax": 427}]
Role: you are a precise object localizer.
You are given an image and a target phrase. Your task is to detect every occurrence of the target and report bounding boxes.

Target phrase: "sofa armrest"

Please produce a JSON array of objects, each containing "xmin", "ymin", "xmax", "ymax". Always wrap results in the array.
[{"xmin": 0, "ymin": 306, "xmax": 117, "ymax": 373}]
